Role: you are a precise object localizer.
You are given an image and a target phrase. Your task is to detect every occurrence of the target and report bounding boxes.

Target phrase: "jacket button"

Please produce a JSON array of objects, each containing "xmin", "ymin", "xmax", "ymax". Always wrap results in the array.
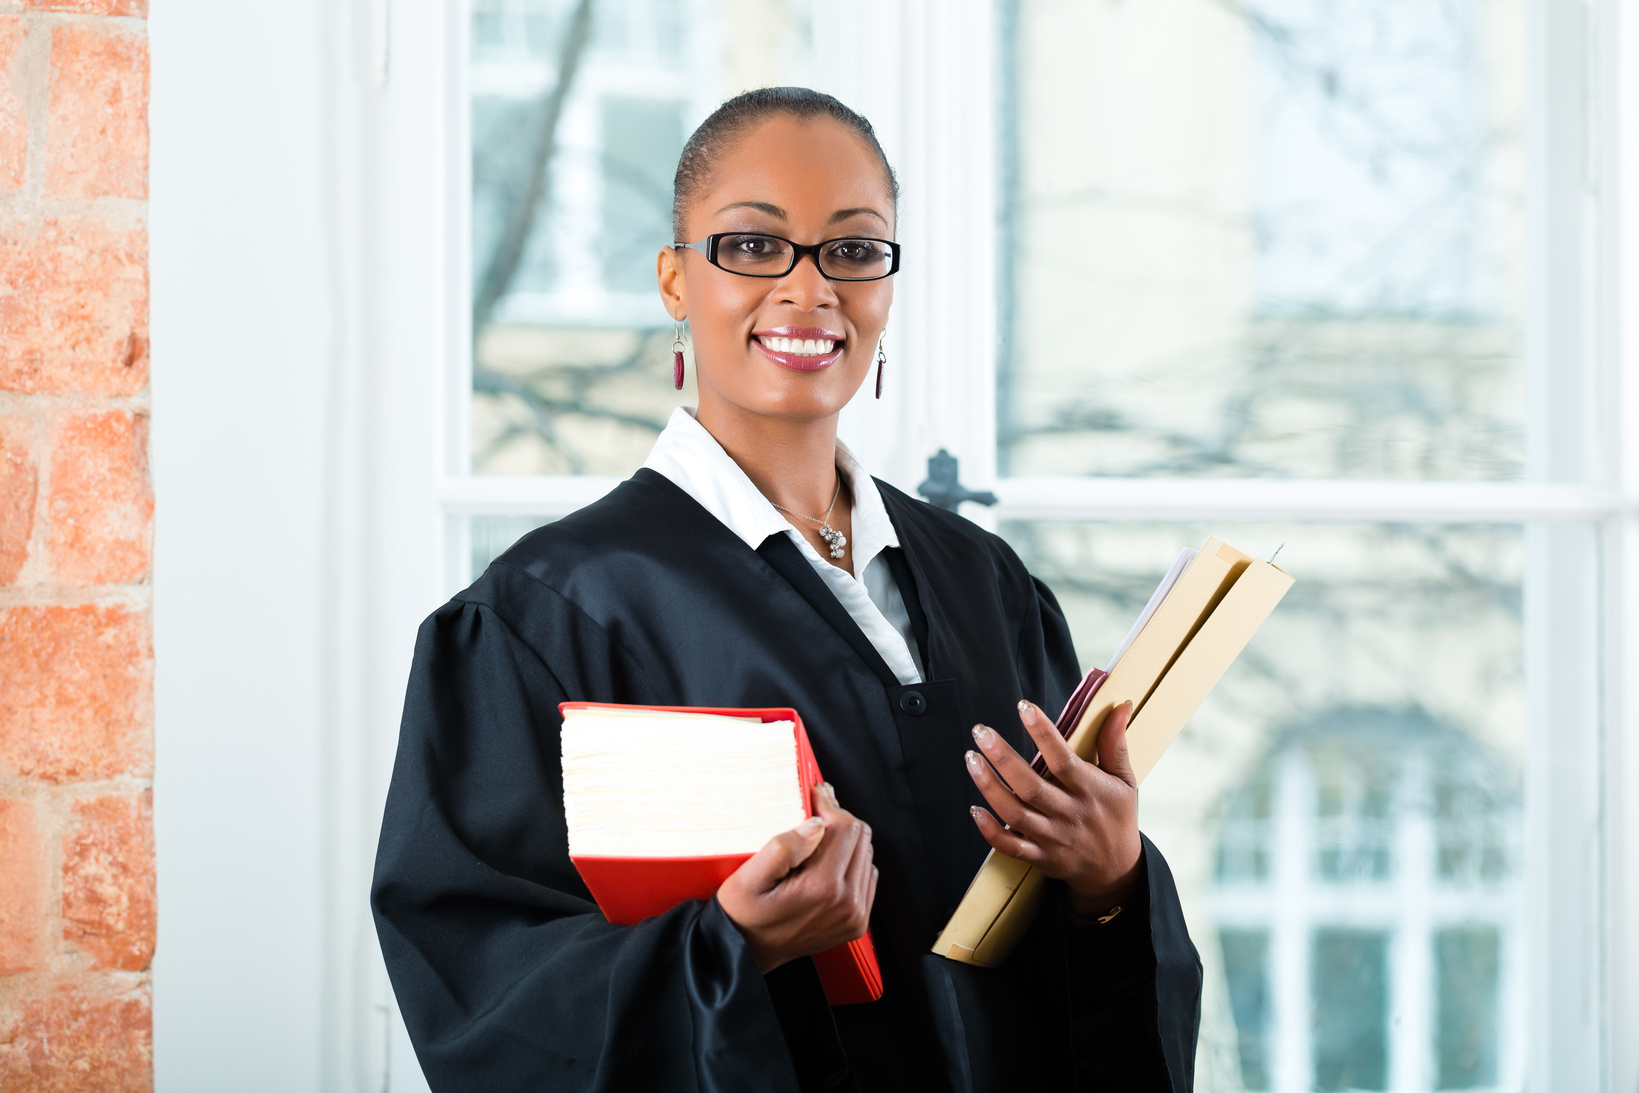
[{"xmin": 899, "ymin": 690, "xmax": 927, "ymax": 716}]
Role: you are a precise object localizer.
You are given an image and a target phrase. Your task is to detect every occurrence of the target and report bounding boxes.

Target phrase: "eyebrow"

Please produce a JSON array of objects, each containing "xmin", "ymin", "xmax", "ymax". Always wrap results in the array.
[
  {"xmin": 715, "ymin": 201, "xmax": 786, "ymax": 219},
  {"xmin": 829, "ymin": 207, "xmax": 889, "ymax": 227},
  {"xmin": 713, "ymin": 201, "xmax": 891, "ymax": 228}
]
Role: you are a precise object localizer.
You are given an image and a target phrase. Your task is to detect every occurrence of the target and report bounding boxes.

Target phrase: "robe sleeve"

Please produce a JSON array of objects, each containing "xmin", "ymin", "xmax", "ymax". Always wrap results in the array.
[
  {"xmin": 1058, "ymin": 839, "xmax": 1204, "ymax": 1092},
  {"xmin": 1012, "ymin": 562, "xmax": 1204, "ymax": 1091},
  {"xmin": 370, "ymin": 590, "xmax": 800, "ymax": 1093}
]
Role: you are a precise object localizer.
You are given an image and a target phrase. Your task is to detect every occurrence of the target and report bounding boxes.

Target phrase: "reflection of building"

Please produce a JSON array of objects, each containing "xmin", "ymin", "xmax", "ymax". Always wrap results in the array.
[
  {"xmin": 1210, "ymin": 710, "xmax": 1520, "ymax": 1090},
  {"xmin": 999, "ymin": 0, "xmax": 1523, "ymax": 482},
  {"xmin": 1005, "ymin": 520, "xmax": 1525, "ymax": 1092},
  {"xmin": 469, "ymin": 0, "xmax": 694, "ymax": 474}
]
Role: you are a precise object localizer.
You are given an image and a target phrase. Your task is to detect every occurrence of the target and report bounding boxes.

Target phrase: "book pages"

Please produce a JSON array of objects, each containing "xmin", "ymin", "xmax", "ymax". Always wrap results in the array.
[
  {"xmin": 561, "ymin": 710, "xmax": 805, "ymax": 857},
  {"xmin": 1106, "ymin": 545, "xmax": 1197, "ymax": 672}
]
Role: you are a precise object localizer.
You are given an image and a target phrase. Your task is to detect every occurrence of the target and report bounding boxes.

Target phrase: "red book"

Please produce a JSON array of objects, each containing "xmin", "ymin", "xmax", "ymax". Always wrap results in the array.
[{"xmin": 559, "ymin": 701, "xmax": 883, "ymax": 1006}]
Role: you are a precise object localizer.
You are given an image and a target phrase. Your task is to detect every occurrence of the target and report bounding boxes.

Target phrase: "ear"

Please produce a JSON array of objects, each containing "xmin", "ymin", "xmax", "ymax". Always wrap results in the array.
[{"xmin": 656, "ymin": 245, "xmax": 687, "ymax": 321}]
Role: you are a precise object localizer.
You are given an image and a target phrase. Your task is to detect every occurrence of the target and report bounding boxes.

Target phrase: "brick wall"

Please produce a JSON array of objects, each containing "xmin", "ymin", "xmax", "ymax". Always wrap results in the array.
[{"xmin": 0, "ymin": 1, "xmax": 153, "ymax": 1089}]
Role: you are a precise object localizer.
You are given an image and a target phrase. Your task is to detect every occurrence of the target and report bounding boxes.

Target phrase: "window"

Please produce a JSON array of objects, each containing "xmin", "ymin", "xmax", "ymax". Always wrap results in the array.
[
  {"xmin": 453, "ymin": 0, "xmax": 827, "ymax": 584},
  {"xmin": 989, "ymin": 0, "xmax": 1610, "ymax": 1087},
  {"xmin": 407, "ymin": 2, "xmax": 1627, "ymax": 1089},
  {"xmin": 998, "ymin": 0, "xmax": 1525, "ymax": 483},
  {"xmin": 1206, "ymin": 709, "xmax": 1521, "ymax": 1089}
]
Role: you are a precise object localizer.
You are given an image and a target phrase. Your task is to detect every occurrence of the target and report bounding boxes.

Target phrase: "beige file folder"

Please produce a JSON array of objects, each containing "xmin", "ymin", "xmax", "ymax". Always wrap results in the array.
[{"xmin": 931, "ymin": 539, "xmax": 1293, "ymax": 967}]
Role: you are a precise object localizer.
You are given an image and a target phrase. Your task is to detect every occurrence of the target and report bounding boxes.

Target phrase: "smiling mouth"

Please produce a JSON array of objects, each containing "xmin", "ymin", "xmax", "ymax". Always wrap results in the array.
[
  {"xmin": 755, "ymin": 335, "xmax": 838, "ymax": 356},
  {"xmin": 752, "ymin": 332, "xmax": 845, "ymax": 373}
]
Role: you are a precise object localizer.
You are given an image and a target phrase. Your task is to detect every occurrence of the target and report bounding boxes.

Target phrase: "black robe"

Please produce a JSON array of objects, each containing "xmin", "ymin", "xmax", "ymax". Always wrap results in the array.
[{"xmin": 372, "ymin": 469, "xmax": 1202, "ymax": 1092}]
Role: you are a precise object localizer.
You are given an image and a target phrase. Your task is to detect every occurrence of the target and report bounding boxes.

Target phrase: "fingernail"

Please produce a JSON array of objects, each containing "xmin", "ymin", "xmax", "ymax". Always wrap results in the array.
[
  {"xmin": 969, "ymin": 806, "xmax": 984, "ymax": 823},
  {"xmin": 1018, "ymin": 699, "xmax": 1033, "ymax": 719},
  {"xmin": 965, "ymin": 749, "xmax": 984, "ymax": 772},
  {"xmin": 800, "ymin": 815, "xmax": 825, "ymax": 834},
  {"xmin": 972, "ymin": 724, "xmax": 994, "ymax": 748}
]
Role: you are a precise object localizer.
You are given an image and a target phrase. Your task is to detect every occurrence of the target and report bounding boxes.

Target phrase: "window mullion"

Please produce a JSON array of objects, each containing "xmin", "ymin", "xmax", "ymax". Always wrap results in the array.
[{"xmin": 993, "ymin": 476, "xmax": 1624, "ymax": 525}]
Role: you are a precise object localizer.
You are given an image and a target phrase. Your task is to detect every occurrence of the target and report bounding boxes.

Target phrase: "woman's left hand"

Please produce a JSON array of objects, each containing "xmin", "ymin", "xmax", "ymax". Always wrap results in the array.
[{"xmin": 966, "ymin": 700, "xmax": 1143, "ymax": 918}]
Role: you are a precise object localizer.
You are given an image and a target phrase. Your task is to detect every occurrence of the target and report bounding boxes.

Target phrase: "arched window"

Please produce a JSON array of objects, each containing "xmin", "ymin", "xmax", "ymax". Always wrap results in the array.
[{"xmin": 1210, "ymin": 708, "xmax": 1520, "ymax": 1091}]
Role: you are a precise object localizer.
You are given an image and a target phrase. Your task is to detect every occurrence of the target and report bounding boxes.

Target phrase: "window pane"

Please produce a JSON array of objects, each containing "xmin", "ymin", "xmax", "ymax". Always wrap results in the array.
[
  {"xmin": 1001, "ymin": 520, "xmax": 1527, "ymax": 1091},
  {"xmin": 997, "ymin": 0, "xmax": 1524, "ymax": 480},
  {"xmin": 468, "ymin": 0, "xmax": 817, "ymax": 475},
  {"xmin": 1313, "ymin": 929, "xmax": 1390, "ymax": 1090},
  {"xmin": 469, "ymin": 515, "xmax": 554, "ymax": 581},
  {"xmin": 1221, "ymin": 928, "xmax": 1273, "ymax": 1090},
  {"xmin": 1435, "ymin": 926, "xmax": 1500, "ymax": 1088}
]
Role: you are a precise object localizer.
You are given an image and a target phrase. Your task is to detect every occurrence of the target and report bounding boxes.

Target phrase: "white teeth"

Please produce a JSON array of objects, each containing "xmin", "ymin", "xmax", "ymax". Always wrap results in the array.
[{"xmin": 761, "ymin": 336, "xmax": 836, "ymax": 356}]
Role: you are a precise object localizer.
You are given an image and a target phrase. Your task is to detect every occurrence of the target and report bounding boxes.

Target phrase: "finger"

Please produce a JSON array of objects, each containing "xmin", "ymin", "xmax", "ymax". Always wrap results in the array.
[
  {"xmin": 811, "ymin": 811, "xmax": 866, "ymax": 882},
  {"xmin": 969, "ymin": 805, "xmax": 1044, "ymax": 864},
  {"xmin": 842, "ymin": 823, "xmax": 874, "ymax": 916},
  {"xmin": 739, "ymin": 815, "xmax": 827, "ymax": 893},
  {"xmin": 970, "ymin": 724, "xmax": 1068, "ymax": 814},
  {"xmin": 812, "ymin": 782, "xmax": 860, "ymax": 827},
  {"xmin": 1096, "ymin": 702, "xmax": 1137, "ymax": 788},
  {"xmin": 965, "ymin": 750, "xmax": 1052, "ymax": 838},
  {"xmin": 1017, "ymin": 700, "xmax": 1081, "ymax": 782},
  {"xmin": 810, "ymin": 781, "xmax": 840, "ymax": 819}
]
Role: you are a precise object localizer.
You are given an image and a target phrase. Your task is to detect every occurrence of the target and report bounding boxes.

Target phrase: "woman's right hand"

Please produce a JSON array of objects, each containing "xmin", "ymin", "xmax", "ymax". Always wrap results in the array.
[{"xmin": 716, "ymin": 782, "xmax": 878, "ymax": 973}]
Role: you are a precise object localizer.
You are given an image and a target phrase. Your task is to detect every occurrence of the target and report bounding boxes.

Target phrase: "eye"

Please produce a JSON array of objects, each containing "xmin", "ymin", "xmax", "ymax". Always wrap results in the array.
[{"xmin": 828, "ymin": 239, "xmax": 882, "ymax": 264}]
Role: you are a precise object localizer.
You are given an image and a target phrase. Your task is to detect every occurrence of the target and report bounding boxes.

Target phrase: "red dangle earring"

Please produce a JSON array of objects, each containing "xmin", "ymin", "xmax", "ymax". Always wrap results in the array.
[
  {"xmin": 672, "ymin": 321, "xmax": 686, "ymax": 391},
  {"xmin": 874, "ymin": 332, "xmax": 887, "ymax": 399}
]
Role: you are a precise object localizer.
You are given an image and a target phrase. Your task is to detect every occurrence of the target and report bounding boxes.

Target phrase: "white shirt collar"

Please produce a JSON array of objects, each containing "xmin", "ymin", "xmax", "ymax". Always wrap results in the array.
[{"xmin": 642, "ymin": 407, "xmax": 901, "ymax": 578}]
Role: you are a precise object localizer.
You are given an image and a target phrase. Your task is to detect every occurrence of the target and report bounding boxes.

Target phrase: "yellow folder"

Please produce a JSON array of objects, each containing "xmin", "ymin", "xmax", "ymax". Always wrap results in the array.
[{"xmin": 931, "ymin": 538, "xmax": 1294, "ymax": 967}]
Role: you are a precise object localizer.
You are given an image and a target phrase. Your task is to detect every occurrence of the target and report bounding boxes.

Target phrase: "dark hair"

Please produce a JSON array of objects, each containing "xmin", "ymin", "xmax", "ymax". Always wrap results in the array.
[{"xmin": 671, "ymin": 87, "xmax": 900, "ymax": 241}]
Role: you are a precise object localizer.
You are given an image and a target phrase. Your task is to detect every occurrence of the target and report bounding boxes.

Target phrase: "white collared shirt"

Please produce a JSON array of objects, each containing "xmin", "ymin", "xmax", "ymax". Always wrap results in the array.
[{"xmin": 643, "ymin": 407, "xmax": 925, "ymax": 685}]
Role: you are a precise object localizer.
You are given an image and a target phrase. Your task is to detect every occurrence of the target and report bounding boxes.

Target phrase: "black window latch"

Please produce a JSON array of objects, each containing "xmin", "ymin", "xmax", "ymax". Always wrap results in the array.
[{"xmin": 916, "ymin": 450, "xmax": 998, "ymax": 512}]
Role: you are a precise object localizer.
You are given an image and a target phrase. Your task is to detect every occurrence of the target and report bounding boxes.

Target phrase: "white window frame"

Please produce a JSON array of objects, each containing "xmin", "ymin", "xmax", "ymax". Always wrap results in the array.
[{"xmin": 295, "ymin": 1, "xmax": 1639, "ymax": 1089}]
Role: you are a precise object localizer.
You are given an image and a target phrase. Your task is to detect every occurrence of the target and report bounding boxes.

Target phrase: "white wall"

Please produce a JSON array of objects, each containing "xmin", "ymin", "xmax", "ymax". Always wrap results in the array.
[
  {"xmin": 149, "ymin": 0, "xmax": 446, "ymax": 1087},
  {"xmin": 149, "ymin": 1, "xmax": 332, "ymax": 1086}
]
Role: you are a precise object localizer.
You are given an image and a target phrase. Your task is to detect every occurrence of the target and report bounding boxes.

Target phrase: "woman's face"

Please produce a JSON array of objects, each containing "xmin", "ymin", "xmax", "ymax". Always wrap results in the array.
[{"xmin": 658, "ymin": 115, "xmax": 896, "ymax": 422}]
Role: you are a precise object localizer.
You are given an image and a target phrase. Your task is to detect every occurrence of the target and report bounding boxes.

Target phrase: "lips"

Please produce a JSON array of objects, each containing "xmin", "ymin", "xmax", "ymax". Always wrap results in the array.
[{"xmin": 752, "ymin": 326, "xmax": 845, "ymax": 373}]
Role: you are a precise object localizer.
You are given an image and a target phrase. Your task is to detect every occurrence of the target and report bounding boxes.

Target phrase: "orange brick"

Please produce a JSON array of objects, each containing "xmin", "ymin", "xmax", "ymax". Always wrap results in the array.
[
  {"xmin": 0, "ymin": 19, "xmax": 25, "ymax": 194},
  {"xmin": 62, "ymin": 792, "xmax": 154, "ymax": 971},
  {"xmin": 22, "ymin": 0, "xmax": 146, "ymax": 11},
  {"xmin": 45, "ymin": 24, "xmax": 147, "ymax": 200},
  {"xmin": 0, "ymin": 985, "xmax": 152, "ymax": 1093},
  {"xmin": 48, "ymin": 410, "xmax": 150, "ymax": 585},
  {"xmin": 0, "ymin": 798, "xmax": 45, "ymax": 974},
  {"xmin": 0, "ymin": 416, "xmax": 35, "ymax": 584},
  {"xmin": 0, "ymin": 605, "xmax": 151, "ymax": 783},
  {"xmin": 0, "ymin": 218, "xmax": 148, "ymax": 396}
]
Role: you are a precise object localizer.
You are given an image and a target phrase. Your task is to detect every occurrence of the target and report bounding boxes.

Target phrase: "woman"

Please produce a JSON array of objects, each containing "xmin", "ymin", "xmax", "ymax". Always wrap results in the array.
[{"xmin": 373, "ymin": 88, "xmax": 1201, "ymax": 1092}]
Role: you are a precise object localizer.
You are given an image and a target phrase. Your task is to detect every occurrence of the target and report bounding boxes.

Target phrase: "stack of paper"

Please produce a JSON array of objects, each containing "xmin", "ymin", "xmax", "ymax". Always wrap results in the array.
[
  {"xmin": 931, "ymin": 537, "xmax": 1294, "ymax": 967},
  {"xmin": 561, "ymin": 708, "xmax": 805, "ymax": 857}
]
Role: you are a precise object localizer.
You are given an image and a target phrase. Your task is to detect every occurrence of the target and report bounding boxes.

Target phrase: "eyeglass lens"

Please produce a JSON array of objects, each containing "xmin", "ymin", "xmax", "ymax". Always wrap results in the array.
[{"xmin": 714, "ymin": 233, "xmax": 894, "ymax": 280}]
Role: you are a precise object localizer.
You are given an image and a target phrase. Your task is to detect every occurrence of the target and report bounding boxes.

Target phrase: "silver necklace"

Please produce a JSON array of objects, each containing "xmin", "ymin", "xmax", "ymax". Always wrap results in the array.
[{"xmin": 769, "ymin": 476, "xmax": 848, "ymax": 559}]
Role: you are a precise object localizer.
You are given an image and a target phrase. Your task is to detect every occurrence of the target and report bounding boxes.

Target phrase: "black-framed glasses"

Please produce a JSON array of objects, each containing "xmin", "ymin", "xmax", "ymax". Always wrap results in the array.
[{"xmin": 673, "ymin": 233, "xmax": 901, "ymax": 281}]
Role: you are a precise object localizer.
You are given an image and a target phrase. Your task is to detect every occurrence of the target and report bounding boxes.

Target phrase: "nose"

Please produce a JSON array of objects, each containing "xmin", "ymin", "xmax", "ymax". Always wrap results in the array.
[{"xmin": 772, "ymin": 251, "xmax": 840, "ymax": 311}]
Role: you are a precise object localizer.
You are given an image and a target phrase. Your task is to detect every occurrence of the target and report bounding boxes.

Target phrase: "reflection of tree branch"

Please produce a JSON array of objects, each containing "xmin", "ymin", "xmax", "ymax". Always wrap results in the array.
[
  {"xmin": 475, "ymin": 367, "xmax": 672, "ymax": 435},
  {"xmin": 472, "ymin": 0, "xmax": 595, "ymax": 335},
  {"xmin": 599, "ymin": 154, "xmax": 674, "ymax": 212},
  {"xmin": 472, "ymin": 330, "xmax": 670, "ymax": 470}
]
